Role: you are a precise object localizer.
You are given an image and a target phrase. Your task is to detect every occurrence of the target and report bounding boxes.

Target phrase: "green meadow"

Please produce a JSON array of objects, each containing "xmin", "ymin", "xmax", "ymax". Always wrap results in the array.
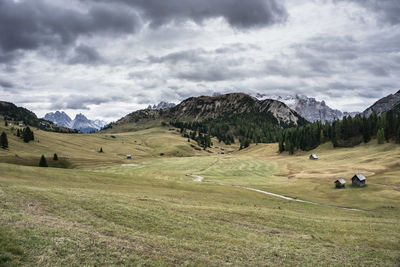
[{"xmin": 0, "ymin": 119, "xmax": 399, "ymax": 266}]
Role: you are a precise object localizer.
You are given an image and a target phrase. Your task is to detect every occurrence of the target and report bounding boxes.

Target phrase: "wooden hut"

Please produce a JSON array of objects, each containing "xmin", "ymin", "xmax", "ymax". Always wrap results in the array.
[
  {"xmin": 351, "ymin": 173, "xmax": 366, "ymax": 187},
  {"xmin": 309, "ymin": 154, "xmax": 318, "ymax": 160},
  {"xmin": 126, "ymin": 154, "xmax": 132, "ymax": 159},
  {"xmin": 334, "ymin": 178, "xmax": 346, "ymax": 189}
]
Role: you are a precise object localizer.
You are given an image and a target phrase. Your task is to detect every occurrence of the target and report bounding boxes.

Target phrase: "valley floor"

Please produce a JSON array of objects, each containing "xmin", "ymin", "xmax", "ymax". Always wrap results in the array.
[{"xmin": 0, "ymin": 123, "xmax": 399, "ymax": 266}]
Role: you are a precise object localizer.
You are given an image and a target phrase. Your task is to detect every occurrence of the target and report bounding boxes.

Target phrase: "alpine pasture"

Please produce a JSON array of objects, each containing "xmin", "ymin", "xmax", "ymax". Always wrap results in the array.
[{"xmin": 0, "ymin": 118, "xmax": 399, "ymax": 266}]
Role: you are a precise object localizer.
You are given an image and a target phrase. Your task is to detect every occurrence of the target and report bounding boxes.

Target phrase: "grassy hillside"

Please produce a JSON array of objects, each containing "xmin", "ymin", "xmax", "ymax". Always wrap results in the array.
[
  {"xmin": 0, "ymin": 116, "xmax": 399, "ymax": 266},
  {"xmin": 0, "ymin": 117, "xmax": 218, "ymax": 168}
]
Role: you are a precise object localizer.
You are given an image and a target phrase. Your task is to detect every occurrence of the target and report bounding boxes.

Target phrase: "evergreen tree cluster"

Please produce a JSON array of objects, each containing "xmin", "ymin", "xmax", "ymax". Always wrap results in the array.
[
  {"xmin": 18, "ymin": 127, "xmax": 34, "ymax": 143},
  {"xmin": 172, "ymin": 121, "xmax": 213, "ymax": 149},
  {"xmin": 279, "ymin": 111, "xmax": 400, "ymax": 154},
  {"xmin": 170, "ymin": 111, "xmax": 285, "ymax": 149}
]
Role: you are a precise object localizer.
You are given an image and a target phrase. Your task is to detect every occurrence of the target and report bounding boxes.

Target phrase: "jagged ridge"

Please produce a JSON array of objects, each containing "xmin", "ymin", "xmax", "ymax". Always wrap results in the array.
[
  {"xmin": 117, "ymin": 93, "xmax": 307, "ymax": 128},
  {"xmin": 44, "ymin": 111, "xmax": 107, "ymax": 133},
  {"xmin": 363, "ymin": 90, "xmax": 400, "ymax": 117}
]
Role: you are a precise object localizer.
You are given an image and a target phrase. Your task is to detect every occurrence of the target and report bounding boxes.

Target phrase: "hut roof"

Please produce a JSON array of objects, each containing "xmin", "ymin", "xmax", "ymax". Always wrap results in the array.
[
  {"xmin": 353, "ymin": 173, "xmax": 366, "ymax": 181},
  {"xmin": 335, "ymin": 178, "xmax": 346, "ymax": 185},
  {"xmin": 310, "ymin": 154, "xmax": 318, "ymax": 159}
]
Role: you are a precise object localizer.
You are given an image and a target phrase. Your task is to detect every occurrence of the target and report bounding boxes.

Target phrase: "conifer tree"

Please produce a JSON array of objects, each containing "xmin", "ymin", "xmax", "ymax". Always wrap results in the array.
[
  {"xmin": 53, "ymin": 153, "xmax": 58, "ymax": 161},
  {"xmin": 377, "ymin": 128, "xmax": 385, "ymax": 144},
  {"xmin": 39, "ymin": 155, "xmax": 48, "ymax": 167},
  {"xmin": 99, "ymin": 147, "xmax": 103, "ymax": 153},
  {"xmin": 278, "ymin": 135, "xmax": 284, "ymax": 153},
  {"xmin": 23, "ymin": 127, "xmax": 34, "ymax": 143},
  {"xmin": 4, "ymin": 120, "xmax": 8, "ymax": 127},
  {"xmin": 1, "ymin": 132, "xmax": 8, "ymax": 149}
]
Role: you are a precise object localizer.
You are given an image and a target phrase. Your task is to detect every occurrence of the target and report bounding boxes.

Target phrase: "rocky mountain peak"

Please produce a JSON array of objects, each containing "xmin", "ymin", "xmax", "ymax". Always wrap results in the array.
[
  {"xmin": 363, "ymin": 90, "xmax": 400, "ymax": 117},
  {"xmin": 147, "ymin": 101, "xmax": 176, "ymax": 110},
  {"xmin": 117, "ymin": 92, "xmax": 306, "ymax": 128},
  {"xmin": 254, "ymin": 93, "xmax": 358, "ymax": 122},
  {"xmin": 44, "ymin": 111, "xmax": 107, "ymax": 133}
]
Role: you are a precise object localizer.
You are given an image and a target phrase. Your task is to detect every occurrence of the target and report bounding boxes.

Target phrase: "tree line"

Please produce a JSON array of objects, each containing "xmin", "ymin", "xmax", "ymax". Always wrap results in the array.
[
  {"xmin": 279, "ymin": 111, "xmax": 400, "ymax": 154},
  {"xmin": 170, "ymin": 110, "xmax": 400, "ymax": 153}
]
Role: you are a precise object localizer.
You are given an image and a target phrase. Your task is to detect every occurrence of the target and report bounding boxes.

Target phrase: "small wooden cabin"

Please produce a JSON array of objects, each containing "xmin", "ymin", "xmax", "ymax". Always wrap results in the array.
[
  {"xmin": 334, "ymin": 178, "xmax": 346, "ymax": 189},
  {"xmin": 352, "ymin": 173, "xmax": 366, "ymax": 187},
  {"xmin": 126, "ymin": 154, "xmax": 132, "ymax": 159},
  {"xmin": 309, "ymin": 154, "xmax": 318, "ymax": 160}
]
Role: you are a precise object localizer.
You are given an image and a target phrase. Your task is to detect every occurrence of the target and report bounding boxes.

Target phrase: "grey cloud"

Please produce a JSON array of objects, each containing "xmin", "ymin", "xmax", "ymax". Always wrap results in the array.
[
  {"xmin": 364, "ymin": 65, "xmax": 390, "ymax": 77},
  {"xmin": 215, "ymin": 43, "xmax": 261, "ymax": 54},
  {"xmin": 147, "ymin": 49, "xmax": 206, "ymax": 64},
  {"xmin": 67, "ymin": 45, "xmax": 103, "ymax": 65},
  {"xmin": 89, "ymin": 0, "xmax": 287, "ymax": 29},
  {"xmin": 0, "ymin": 78, "xmax": 14, "ymax": 89},
  {"xmin": 176, "ymin": 66, "xmax": 243, "ymax": 82},
  {"xmin": 338, "ymin": 0, "xmax": 400, "ymax": 24},
  {"xmin": 0, "ymin": 0, "xmax": 141, "ymax": 62},
  {"xmin": 147, "ymin": 45, "xmax": 258, "ymax": 65},
  {"xmin": 49, "ymin": 94, "xmax": 127, "ymax": 110}
]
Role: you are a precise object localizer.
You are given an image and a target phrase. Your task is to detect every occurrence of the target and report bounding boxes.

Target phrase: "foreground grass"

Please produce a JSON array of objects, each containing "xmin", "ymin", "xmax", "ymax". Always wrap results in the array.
[
  {"xmin": 0, "ymin": 119, "xmax": 399, "ymax": 266},
  {"xmin": 1, "ymin": 157, "xmax": 399, "ymax": 266}
]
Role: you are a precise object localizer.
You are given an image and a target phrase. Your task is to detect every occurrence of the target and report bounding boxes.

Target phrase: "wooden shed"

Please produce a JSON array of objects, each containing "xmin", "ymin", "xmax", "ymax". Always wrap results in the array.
[
  {"xmin": 309, "ymin": 154, "xmax": 318, "ymax": 160},
  {"xmin": 334, "ymin": 178, "xmax": 346, "ymax": 189},
  {"xmin": 351, "ymin": 173, "xmax": 366, "ymax": 187},
  {"xmin": 126, "ymin": 154, "xmax": 132, "ymax": 159}
]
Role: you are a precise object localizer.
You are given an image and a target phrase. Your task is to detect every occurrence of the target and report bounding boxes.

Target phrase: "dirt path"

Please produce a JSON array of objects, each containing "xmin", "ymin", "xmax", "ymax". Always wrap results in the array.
[
  {"xmin": 189, "ymin": 174, "xmax": 367, "ymax": 212},
  {"xmin": 186, "ymin": 174, "xmax": 204, "ymax": 182}
]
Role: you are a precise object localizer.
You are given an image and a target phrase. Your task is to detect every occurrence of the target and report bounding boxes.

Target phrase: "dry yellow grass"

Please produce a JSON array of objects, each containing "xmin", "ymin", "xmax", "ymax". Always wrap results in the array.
[{"xmin": 0, "ymin": 117, "xmax": 399, "ymax": 266}]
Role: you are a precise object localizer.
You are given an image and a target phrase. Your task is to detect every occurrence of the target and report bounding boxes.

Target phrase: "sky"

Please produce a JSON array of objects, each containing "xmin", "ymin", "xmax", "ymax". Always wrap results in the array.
[{"xmin": 0, "ymin": 0, "xmax": 399, "ymax": 121}]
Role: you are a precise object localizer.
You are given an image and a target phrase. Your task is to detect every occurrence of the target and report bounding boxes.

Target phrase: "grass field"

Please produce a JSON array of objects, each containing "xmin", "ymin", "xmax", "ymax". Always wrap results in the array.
[{"xmin": 0, "ymin": 118, "xmax": 399, "ymax": 266}]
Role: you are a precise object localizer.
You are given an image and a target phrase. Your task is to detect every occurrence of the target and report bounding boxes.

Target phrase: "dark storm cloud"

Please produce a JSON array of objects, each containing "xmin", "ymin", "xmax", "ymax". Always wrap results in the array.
[
  {"xmin": 0, "ymin": 0, "xmax": 141, "ymax": 62},
  {"xmin": 337, "ymin": 0, "xmax": 400, "ymax": 24},
  {"xmin": 67, "ymin": 45, "xmax": 103, "ymax": 65},
  {"xmin": 89, "ymin": 0, "xmax": 287, "ymax": 28}
]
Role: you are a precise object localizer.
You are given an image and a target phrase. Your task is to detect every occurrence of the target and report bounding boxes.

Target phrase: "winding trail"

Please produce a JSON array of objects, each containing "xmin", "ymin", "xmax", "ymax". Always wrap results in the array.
[{"xmin": 188, "ymin": 174, "xmax": 367, "ymax": 212}]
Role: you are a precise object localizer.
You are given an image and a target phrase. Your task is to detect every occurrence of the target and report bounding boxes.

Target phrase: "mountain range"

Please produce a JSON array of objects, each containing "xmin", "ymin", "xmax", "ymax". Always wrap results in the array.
[
  {"xmin": 3, "ymin": 90, "xmax": 400, "ymax": 135},
  {"xmin": 254, "ymin": 94, "xmax": 359, "ymax": 122},
  {"xmin": 44, "ymin": 111, "xmax": 107, "ymax": 133}
]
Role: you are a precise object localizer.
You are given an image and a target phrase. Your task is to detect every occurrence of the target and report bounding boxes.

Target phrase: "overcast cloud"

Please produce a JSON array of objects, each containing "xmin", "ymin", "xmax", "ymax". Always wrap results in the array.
[{"xmin": 0, "ymin": 0, "xmax": 399, "ymax": 121}]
